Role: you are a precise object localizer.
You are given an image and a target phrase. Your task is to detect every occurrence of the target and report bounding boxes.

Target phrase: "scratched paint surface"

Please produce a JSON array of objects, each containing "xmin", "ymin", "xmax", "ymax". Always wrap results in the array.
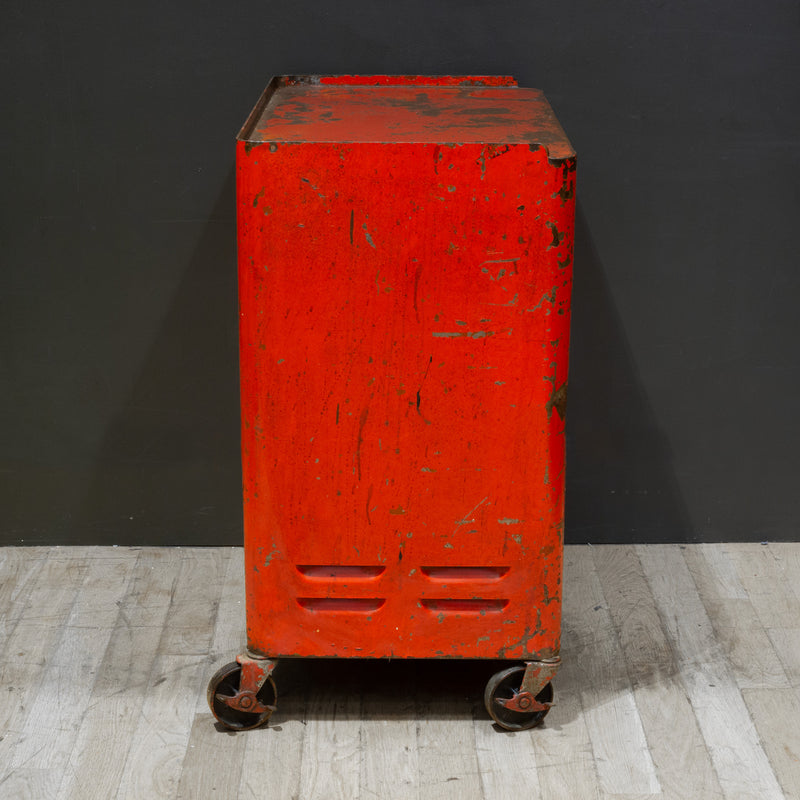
[
  {"xmin": 254, "ymin": 85, "xmax": 573, "ymax": 156},
  {"xmin": 237, "ymin": 77, "xmax": 575, "ymax": 661}
]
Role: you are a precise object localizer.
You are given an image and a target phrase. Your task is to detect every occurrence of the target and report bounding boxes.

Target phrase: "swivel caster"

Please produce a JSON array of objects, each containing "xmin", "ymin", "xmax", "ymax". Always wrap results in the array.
[
  {"xmin": 207, "ymin": 655, "xmax": 277, "ymax": 730},
  {"xmin": 484, "ymin": 664, "xmax": 554, "ymax": 731}
]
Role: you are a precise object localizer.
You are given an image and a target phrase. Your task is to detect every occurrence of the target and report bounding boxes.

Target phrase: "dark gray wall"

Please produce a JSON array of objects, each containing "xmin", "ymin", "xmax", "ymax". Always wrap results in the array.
[{"xmin": 2, "ymin": 0, "xmax": 798, "ymax": 545}]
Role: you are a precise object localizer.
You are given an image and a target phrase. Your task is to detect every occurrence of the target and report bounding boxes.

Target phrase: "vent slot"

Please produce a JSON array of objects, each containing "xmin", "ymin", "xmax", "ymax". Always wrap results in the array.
[
  {"xmin": 297, "ymin": 565, "xmax": 385, "ymax": 579},
  {"xmin": 421, "ymin": 566, "xmax": 509, "ymax": 582},
  {"xmin": 297, "ymin": 598, "xmax": 385, "ymax": 613},
  {"xmin": 421, "ymin": 599, "xmax": 508, "ymax": 614}
]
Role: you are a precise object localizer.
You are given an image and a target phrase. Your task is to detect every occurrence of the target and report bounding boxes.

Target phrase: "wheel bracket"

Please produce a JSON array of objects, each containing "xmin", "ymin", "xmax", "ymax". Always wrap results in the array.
[
  {"xmin": 495, "ymin": 690, "xmax": 550, "ymax": 713},
  {"xmin": 519, "ymin": 657, "xmax": 560, "ymax": 697},
  {"xmin": 216, "ymin": 655, "xmax": 277, "ymax": 715}
]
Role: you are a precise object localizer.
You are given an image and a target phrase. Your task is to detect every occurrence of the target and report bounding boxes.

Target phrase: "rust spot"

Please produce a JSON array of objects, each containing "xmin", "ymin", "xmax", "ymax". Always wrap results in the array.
[
  {"xmin": 485, "ymin": 143, "xmax": 512, "ymax": 160},
  {"xmin": 379, "ymin": 92, "xmax": 443, "ymax": 117},
  {"xmin": 562, "ymin": 157, "xmax": 577, "ymax": 174},
  {"xmin": 528, "ymin": 286, "xmax": 557, "ymax": 313},
  {"xmin": 557, "ymin": 180, "xmax": 575, "ymax": 204},
  {"xmin": 244, "ymin": 140, "xmax": 260, "ymax": 155},
  {"xmin": 263, "ymin": 542, "xmax": 279, "ymax": 565},
  {"xmin": 546, "ymin": 221, "xmax": 564, "ymax": 249},
  {"xmin": 512, "ymin": 624, "xmax": 543, "ymax": 656},
  {"xmin": 542, "ymin": 582, "xmax": 559, "ymax": 606},
  {"xmin": 546, "ymin": 382, "xmax": 568, "ymax": 420},
  {"xmin": 476, "ymin": 144, "xmax": 511, "ymax": 178}
]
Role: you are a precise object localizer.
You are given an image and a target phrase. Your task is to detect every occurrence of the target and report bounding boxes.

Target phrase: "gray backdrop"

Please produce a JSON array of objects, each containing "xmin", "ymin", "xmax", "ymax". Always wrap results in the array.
[{"xmin": 2, "ymin": 0, "xmax": 798, "ymax": 545}]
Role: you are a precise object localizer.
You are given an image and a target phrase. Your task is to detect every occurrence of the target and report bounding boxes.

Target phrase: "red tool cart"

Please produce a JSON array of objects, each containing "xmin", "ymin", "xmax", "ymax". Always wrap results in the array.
[{"xmin": 207, "ymin": 75, "xmax": 576, "ymax": 731}]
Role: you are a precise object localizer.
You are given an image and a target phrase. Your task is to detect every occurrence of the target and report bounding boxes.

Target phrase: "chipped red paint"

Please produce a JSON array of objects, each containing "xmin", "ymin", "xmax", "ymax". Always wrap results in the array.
[
  {"xmin": 243, "ymin": 77, "xmax": 573, "ymax": 161},
  {"xmin": 236, "ymin": 76, "xmax": 575, "ymax": 662},
  {"xmin": 317, "ymin": 74, "xmax": 518, "ymax": 87}
]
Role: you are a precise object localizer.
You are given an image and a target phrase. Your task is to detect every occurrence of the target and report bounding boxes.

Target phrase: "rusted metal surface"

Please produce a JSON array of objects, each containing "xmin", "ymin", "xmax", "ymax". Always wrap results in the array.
[
  {"xmin": 236, "ymin": 75, "xmax": 575, "ymax": 663},
  {"xmin": 214, "ymin": 655, "xmax": 276, "ymax": 715},
  {"xmin": 298, "ymin": 74, "xmax": 519, "ymax": 87},
  {"xmin": 496, "ymin": 657, "xmax": 561, "ymax": 712},
  {"xmin": 520, "ymin": 657, "xmax": 561, "ymax": 695},
  {"xmin": 241, "ymin": 76, "xmax": 574, "ymax": 161},
  {"xmin": 500, "ymin": 693, "xmax": 550, "ymax": 713}
]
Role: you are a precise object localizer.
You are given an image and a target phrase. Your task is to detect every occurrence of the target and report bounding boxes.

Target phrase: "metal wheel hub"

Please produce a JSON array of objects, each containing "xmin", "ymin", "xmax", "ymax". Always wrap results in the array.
[
  {"xmin": 216, "ymin": 688, "xmax": 272, "ymax": 715},
  {"xmin": 484, "ymin": 663, "xmax": 556, "ymax": 731},
  {"xmin": 497, "ymin": 690, "xmax": 550, "ymax": 714},
  {"xmin": 207, "ymin": 656, "xmax": 278, "ymax": 730}
]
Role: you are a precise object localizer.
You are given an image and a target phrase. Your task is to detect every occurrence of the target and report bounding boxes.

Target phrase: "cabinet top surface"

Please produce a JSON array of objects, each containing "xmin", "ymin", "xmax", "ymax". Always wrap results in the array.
[{"xmin": 240, "ymin": 76, "xmax": 574, "ymax": 160}]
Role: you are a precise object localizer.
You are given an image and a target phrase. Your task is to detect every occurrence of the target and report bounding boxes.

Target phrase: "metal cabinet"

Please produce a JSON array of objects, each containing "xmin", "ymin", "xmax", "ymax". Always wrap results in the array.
[{"xmin": 208, "ymin": 75, "xmax": 576, "ymax": 731}]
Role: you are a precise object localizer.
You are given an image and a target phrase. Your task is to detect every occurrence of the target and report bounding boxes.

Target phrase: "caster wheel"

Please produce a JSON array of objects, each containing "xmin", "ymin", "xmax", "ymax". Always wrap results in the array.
[
  {"xmin": 484, "ymin": 665, "xmax": 553, "ymax": 731},
  {"xmin": 207, "ymin": 660, "xmax": 277, "ymax": 730}
]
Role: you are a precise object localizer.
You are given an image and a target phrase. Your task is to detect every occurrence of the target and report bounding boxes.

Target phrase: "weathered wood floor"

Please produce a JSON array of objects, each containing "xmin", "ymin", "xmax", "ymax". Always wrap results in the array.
[{"xmin": 1, "ymin": 543, "xmax": 798, "ymax": 799}]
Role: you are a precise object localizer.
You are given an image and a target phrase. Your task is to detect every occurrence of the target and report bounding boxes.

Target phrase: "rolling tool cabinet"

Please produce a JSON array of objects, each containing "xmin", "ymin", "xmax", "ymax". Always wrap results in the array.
[{"xmin": 208, "ymin": 74, "xmax": 576, "ymax": 731}]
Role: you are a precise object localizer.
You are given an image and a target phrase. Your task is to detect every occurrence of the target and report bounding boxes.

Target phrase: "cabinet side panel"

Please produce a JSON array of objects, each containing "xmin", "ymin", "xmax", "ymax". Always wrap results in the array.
[{"xmin": 237, "ymin": 140, "xmax": 574, "ymax": 659}]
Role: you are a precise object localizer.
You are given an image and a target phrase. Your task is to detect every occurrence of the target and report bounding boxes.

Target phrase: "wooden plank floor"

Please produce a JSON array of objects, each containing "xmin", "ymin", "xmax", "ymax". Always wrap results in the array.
[{"xmin": 1, "ymin": 544, "xmax": 798, "ymax": 799}]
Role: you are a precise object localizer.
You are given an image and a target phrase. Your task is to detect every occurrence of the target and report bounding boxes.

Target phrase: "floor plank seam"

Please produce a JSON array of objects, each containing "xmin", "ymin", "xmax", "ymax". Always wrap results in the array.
[{"xmin": 2, "ymin": 544, "xmax": 798, "ymax": 800}]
